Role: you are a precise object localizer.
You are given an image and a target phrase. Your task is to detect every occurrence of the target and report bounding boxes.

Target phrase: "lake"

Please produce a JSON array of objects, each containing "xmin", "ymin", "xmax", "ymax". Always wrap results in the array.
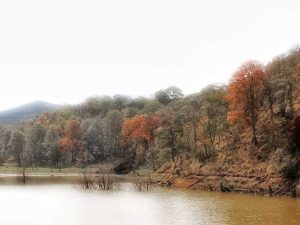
[{"xmin": 0, "ymin": 176, "xmax": 299, "ymax": 225}]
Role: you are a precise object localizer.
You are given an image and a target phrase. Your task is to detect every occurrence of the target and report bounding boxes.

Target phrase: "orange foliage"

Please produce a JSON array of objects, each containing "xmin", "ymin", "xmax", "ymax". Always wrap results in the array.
[
  {"xmin": 121, "ymin": 114, "xmax": 159, "ymax": 146},
  {"xmin": 59, "ymin": 119, "xmax": 82, "ymax": 156},
  {"xmin": 59, "ymin": 137, "xmax": 72, "ymax": 152},
  {"xmin": 226, "ymin": 61, "xmax": 266, "ymax": 125},
  {"xmin": 64, "ymin": 119, "xmax": 81, "ymax": 140},
  {"xmin": 38, "ymin": 112, "xmax": 50, "ymax": 127}
]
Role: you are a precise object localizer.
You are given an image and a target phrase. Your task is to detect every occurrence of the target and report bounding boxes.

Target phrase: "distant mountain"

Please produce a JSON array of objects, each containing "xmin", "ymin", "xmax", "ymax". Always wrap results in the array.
[{"xmin": 0, "ymin": 101, "xmax": 60, "ymax": 124}]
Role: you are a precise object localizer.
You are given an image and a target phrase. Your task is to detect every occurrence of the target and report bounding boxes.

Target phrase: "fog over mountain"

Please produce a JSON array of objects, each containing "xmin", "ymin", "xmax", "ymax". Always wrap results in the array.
[{"xmin": 0, "ymin": 101, "xmax": 60, "ymax": 124}]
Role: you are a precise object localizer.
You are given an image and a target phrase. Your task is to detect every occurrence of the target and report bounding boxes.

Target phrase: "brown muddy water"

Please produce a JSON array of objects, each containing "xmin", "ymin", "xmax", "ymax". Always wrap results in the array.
[{"xmin": 0, "ymin": 175, "xmax": 299, "ymax": 225}]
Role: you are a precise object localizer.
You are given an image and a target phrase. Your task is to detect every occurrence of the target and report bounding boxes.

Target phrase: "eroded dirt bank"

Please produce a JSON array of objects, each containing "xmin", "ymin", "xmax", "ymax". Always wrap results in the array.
[{"xmin": 153, "ymin": 159, "xmax": 300, "ymax": 197}]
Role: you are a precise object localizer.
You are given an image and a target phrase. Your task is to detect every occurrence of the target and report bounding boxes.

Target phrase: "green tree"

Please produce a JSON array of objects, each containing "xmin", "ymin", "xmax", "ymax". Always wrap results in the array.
[
  {"xmin": 82, "ymin": 117, "xmax": 106, "ymax": 162},
  {"xmin": 10, "ymin": 131, "xmax": 25, "ymax": 166},
  {"xmin": 157, "ymin": 106, "xmax": 182, "ymax": 161},
  {"xmin": 113, "ymin": 95, "xmax": 131, "ymax": 111},
  {"xmin": 27, "ymin": 122, "xmax": 47, "ymax": 166},
  {"xmin": 105, "ymin": 110, "xmax": 123, "ymax": 156},
  {"xmin": 45, "ymin": 125, "xmax": 61, "ymax": 167},
  {"xmin": 155, "ymin": 86, "xmax": 184, "ymax": 105}
]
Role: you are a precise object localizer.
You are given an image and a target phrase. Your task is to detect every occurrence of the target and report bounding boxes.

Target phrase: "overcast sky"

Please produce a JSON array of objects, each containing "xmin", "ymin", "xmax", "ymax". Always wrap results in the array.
[{"xmin": 0, "ymin": 0, "xmax": 300, "ymax": 110}]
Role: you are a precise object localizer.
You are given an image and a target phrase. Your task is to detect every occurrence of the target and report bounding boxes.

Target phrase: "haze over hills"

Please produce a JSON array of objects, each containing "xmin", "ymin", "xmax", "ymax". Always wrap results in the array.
[{"xmin": 0, "ymin": 101, "xmax": 60, "ymax": 124}]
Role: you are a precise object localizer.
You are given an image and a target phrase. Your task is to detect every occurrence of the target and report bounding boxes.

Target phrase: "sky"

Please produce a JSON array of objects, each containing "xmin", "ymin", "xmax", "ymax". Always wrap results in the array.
[{"xmin": 0, "ymin": 0, "xmax": 300, "ymax": 110}]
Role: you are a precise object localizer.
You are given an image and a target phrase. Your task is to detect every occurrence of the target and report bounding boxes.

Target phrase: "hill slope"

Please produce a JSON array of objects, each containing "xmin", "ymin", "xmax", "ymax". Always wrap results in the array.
[{"xmin": 0, "ymin": 101, "xmax": 60, "ymax": 124}]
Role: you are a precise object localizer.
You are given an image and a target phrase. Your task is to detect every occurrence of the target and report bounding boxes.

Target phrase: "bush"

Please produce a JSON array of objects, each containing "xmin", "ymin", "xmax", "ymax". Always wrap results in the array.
[
  {"xmin": 196, "ymin": 146, "xmax": 217, "ymax": 163},
  {"xmin": 289, "ymin": 116, "xmax": 300, "ymax": 153},
  {"xmin": 281, "ymin": 158, "xmax": 298, "ymax": 179},
  {"xmin": 274, "ymin": 148, "xmax": 299, "ymax": 179},
  {"xmin": 114, "ymin": 158, "xmax": 134, "ymax": 174},
  {"xmin": 156, "ymin": 148, "xmax": 173, "ymax": 168}
]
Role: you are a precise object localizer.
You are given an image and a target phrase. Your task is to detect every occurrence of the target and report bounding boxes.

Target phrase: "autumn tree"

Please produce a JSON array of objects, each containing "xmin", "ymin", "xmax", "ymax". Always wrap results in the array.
[
  {"xmin": 59, "ymin": 119, "xmax": 82, "ymax": 163},
  {"xmin": 121, "ymin": 114, "xmax": 159, "ymax": 168},
  {"xmin": 121, "ymin": 114, "xmax": 159, "ymax": 148},
  {"xmin": 227, "ymin": 61, "xmax": 266, "ymax": 145}
]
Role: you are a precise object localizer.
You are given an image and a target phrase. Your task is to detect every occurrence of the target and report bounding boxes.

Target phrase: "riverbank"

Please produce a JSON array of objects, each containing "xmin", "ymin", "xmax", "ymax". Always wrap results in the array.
[
  {"xmin": 152, "ymin": 159, "xmax": 300, "ymax": 198},
  {"xmin": 0, "ymin": 164, "xmax": 299, "ymax": 198},
  {"xmin": 0, "ymin": 165, "xmax": 148, "ymax": 185},
  {"xmin": 0, "ymin": 162, "xmax": 118, "ymax": 175}
]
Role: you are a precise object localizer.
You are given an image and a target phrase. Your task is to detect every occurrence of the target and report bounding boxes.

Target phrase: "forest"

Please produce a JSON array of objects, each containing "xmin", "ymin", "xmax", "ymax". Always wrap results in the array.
[{"xmin": 0, "ymin": 47, "xmax": 299, "ymax": 186}]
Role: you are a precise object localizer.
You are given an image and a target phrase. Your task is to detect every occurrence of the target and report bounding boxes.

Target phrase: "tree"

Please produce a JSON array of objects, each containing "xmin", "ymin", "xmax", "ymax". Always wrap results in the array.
[
  {"xmin": 81, "ymin": 97, "xmax": 103, "ymax": 117},
  {"xmin": 128, "ymin": 97, "xmax": 149, "ymax": 110},
  {"xmin": 59, "ymin": 119, "xmax": 82, "ymax": 163},
  {"xmin": 45, "ymin": 125, "xmax": 61, "ymax": 167},
  {"xmin": 157, "ymin": 107, "xmax": 181, "ymax": 161},
  {"xmin": 199, "ymin": 86, "xmax": 228, "ymax": 149},
  {"xmin": 155, "ymin": 86, "xmax": 184, "ymax": 105},
  {"xmin": 27, "ymin": 122, "xmax": 47, "ymax": 166},
  {"xmin": 290, "ymin": 116, "xmax": 300, "ymax": 156},
  {"xmin": 143, "ymin": 100, "xmax": 161, "ymax": 114},
  {"xmin": 10, "ymin": 131, "xmax": 25, "ymax": 166},
  {"xmin": 226, "ymin": 61, "xmax": 266, "ymax": 145},
  {"xmin": 178, "ymin": 105, "xmax": 199, "ymax": 152},
  {"xmin": 265, "ymin": 48, "xmax": 300, "ymax": 117},
  {"xmin": 105, "ymin": 110, "xmax": 123, "ymax": 156},
  {"xmin": 121, "ymin": 114, "xmax": 159, "ymax": 168},
  {"xmin": 80, "ymin": 96, "xmax": 113, "ymax": 118},
  {"xmin": 82, "ymin": 117, "xmax": 106, "ymax": 162},
  {"xmin": 0, "ymin": 128, "xmax": 12, "ymax": 165},
  {"xmin": 121, "ymin": 114, "xmax": 159, "ymax": 148},
  {"xmin": 113, "ymin": 95, "xmax": 131, "ymax": 111}
]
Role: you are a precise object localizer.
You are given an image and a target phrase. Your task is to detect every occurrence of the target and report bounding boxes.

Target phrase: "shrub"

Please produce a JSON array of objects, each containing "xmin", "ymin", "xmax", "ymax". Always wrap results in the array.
[{"xmin": 274, "ymin": 148, "xmax": 299, "ymax": 179}]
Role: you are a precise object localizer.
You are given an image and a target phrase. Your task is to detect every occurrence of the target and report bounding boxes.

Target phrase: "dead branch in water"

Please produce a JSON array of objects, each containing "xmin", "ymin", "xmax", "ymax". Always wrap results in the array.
[
  {"xmin": 17, "ymin": 167, "xmax": 28, "ymax": 184},
  {"xmin": 80, "ymin": 171, "xmax": 118, "ymax": 190},
  {"xmin": 97, "ymin": 174, "xmax": 115, "ymax": 190},
  {"xmin": 81, "ymin": 172, "xmax": 94, "ymax": 189},
  {"xmin": 134, "ymin": 175, "xmax": 151, "ymax": 191}
]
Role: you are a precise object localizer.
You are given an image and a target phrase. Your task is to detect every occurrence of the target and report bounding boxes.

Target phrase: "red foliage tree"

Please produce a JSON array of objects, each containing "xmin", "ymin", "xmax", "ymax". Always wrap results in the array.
[
  {"xmin": 121, "ymin": 114, "xmax": 159, "ymax": 147},
  {"xmin": 59, "ymin": 119, "xmax": 82, "ymax": 162},
  {"xmin": 226, "ymin": 61, "xmax": 266, "ymax": 145}
]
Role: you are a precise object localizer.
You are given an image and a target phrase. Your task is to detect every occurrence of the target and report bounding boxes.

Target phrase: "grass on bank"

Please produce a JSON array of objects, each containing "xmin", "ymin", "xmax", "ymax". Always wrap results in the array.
[
  {"xmin": 0, "ymin": 162, "xmax": 118, "ymax": 175},
  {"xmin": 0, "ymin": 166, "xmax": 89, "ymax": 174}
]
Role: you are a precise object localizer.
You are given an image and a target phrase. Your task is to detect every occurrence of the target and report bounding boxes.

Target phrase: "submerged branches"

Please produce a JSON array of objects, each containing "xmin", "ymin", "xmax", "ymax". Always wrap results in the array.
[
  {"xmin": 80, "ymin": 172, "xmax": 117, "ymax": 190},
  {"xmin": 16, "ymin": 167, "xmax": 28, "ymax": 184},
  {"xmin": 134, "ymin": 175, "xmax": 152, "ymax": 192}
]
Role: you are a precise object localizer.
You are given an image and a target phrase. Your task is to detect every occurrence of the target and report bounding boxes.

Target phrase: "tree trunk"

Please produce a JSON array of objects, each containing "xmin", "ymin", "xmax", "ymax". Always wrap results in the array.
[
  {"xmin": 171, "ymin": 148, "xmax": 175, "ymax": 161},
  {"xmin": 251, "ymin": 118, "xmax": 258, "ymax": 145},
  {"xmin": 169, "ymin": 129, "xmax": 176, "ymax": 161},
  {"xmin": 250, "ymin": 87, "xmax": 258, "ymax": 145}
]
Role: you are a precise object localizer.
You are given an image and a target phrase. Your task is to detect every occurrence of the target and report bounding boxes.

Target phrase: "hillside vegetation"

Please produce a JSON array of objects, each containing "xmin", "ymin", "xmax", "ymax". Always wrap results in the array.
[
  {"xmin": 0, "ymin": 101, "xmax": 60, "ymax": 124},
  {"xmin": 0, "ymin": 47, "xmax": 299, "ymax": 196}
]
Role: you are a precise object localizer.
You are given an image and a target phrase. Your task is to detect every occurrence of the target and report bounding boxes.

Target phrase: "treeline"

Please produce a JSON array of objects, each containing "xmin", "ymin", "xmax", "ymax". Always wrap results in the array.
[{"xmin": 0, "ymin": 47, "xmax": 299, "ymax": 177}]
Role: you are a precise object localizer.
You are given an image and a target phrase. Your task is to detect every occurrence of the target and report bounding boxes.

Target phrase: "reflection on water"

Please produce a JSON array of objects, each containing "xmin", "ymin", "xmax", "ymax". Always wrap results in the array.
[{"xmin": 0, "ymin": 177, "xmax": 299, "ymax": 225}]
